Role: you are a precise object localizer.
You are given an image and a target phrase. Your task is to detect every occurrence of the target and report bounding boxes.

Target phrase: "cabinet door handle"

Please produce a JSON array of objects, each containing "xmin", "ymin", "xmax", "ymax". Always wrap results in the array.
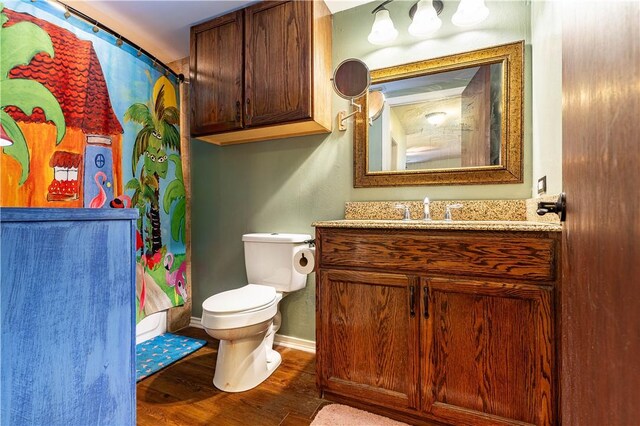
[
  {"xmin": 423, "ymin": 286, "xmax": 429, "ymax": 319},
  {"xmin": 409, "ymin": 285, "xmax": 416, "ymax": 317},
  {"xmin": 245, "ymin": 98, "xmax": 251, "ymax": 122},
  {"xmin": 235, "ymin": 100, "xmax": 241, "ymax": 122}
]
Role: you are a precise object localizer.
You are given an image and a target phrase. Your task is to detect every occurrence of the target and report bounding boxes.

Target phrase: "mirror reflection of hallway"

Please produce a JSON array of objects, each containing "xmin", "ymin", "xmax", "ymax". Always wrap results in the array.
[{"xmin": 368, "ymin": 63, "xmax": 502, "ymax": 172}]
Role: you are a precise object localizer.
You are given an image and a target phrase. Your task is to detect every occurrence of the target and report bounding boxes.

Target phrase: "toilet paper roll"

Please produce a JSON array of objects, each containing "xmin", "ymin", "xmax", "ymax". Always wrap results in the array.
[{"xmin": 294, "ymin": 247, "xmax": 316, "ymax": 274}]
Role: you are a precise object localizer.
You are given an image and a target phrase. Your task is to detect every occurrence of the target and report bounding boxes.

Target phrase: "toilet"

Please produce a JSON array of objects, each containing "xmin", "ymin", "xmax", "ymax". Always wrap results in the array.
[{"xmin": 201, "ymin": 232, "xmax": 312, "ymax": 392}]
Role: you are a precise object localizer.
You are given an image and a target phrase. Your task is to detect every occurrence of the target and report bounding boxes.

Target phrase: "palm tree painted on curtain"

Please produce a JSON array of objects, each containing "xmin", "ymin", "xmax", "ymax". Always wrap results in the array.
[
  {"xmin": 0, "ymin": 3, "xmax": 66, "ymax": 184},
  {"xmin": 125, "ymin": 78, "xmax": 179, "ymax": 255},
  {"xmin": 163, "ymin": 154, "xmax": 186, "ymax": 245}
]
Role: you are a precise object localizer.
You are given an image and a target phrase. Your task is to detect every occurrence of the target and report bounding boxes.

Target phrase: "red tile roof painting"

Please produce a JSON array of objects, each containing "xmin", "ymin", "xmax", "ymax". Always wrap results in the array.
[
  {"xmin": 49, "ymin": 151, "xmax": 82, "ymax": 168},
  {"xmin": 3, "ymin": 8, "xmax": 123, "ymax": 135}
]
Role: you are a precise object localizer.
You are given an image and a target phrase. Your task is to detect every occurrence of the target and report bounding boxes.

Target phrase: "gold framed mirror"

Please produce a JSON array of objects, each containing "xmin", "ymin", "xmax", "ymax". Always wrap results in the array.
[{"xmin": 354, "ymin": 41, "xmax": 524, "ymax": 187}]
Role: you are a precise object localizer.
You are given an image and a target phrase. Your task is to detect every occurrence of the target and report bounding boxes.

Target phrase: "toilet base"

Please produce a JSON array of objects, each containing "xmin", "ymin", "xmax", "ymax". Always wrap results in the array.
[{"xmin": 211, "ymin": 319, "xmax": 281, "ymax": 392}]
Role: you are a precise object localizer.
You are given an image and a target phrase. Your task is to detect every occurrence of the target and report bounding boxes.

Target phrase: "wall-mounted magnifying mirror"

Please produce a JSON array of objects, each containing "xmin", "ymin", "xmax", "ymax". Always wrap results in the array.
[{"xmin": 332, "ymin": 58, "xmax": 370, "ymax": 131}]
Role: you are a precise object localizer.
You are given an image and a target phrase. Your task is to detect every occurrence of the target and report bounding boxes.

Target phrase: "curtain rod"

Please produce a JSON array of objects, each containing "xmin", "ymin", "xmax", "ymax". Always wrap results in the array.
[{"xmin": 32, "ymin": 0, "xmax": 185, "ymax": 83}]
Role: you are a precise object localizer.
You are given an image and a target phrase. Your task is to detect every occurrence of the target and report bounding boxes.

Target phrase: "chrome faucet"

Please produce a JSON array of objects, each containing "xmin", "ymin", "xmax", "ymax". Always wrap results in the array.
[
  {"xmin": 394, "ymin": 204, "xmax": 411, "ymax": 221},
  {"xmin": 444, "ymin": 203, "xmax": 463, "ymax": 221},
  {"xmin": 423, "ymin": 196, "xmax": 431, "ymax": 221}
]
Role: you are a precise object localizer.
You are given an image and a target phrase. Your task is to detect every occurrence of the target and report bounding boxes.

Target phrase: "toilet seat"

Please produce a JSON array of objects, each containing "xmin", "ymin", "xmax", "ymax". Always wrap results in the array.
[{"xmin": 202, "ymin": 284, "xmax": 279, "ymax": 330}]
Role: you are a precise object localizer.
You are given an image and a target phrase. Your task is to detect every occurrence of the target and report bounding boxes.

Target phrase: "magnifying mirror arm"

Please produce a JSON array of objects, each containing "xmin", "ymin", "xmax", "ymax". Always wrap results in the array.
[{"xmin": 338, "ymin": 98, "xmax": 362, "ymax": 131}]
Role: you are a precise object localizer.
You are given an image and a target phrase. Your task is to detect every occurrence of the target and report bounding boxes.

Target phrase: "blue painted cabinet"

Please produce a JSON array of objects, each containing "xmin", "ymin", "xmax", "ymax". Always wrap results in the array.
[{"xmin": 1, "ymin": 208, "xmax": 137, "ymax": 426}]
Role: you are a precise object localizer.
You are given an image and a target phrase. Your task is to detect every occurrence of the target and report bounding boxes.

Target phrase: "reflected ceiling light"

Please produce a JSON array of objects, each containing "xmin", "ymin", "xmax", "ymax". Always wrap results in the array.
[
  {"xmin": 368, "ymin": 1, "xmax": 398, "ymax": 45},
  {"xmin": 408, "ymin": 0, "xmax": 443, "ymax": 37},
  {"xmin": 425, "ymin": 111, "xmax": 447, "ymax": 125},
  {"xmin": 452, "ymin": 0, "xmax": 489, "ymax": 27}
]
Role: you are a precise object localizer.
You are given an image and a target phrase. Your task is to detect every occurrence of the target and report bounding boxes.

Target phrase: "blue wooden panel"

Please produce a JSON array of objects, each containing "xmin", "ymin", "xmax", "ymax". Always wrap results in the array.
[
  {"xmin": 0, "ymin": 207, "xmax": 138, "ymax": 222},
  {"xmin": 1, "ymin": 208, "xmax": 136, "ymax": 426}
]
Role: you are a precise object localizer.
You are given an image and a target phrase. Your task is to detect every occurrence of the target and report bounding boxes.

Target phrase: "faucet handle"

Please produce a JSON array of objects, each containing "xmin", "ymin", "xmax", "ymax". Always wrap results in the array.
[
  {"xmin": 444, "ymin": 203, "xmax": 463, "ymax": 221},
  {"xmin": 423, "ymin": 197, "xmax": 431, "ymax": 221},
  {"xmin": 394, "ymin": 203, "xmax": 411, "ymax": 221}
]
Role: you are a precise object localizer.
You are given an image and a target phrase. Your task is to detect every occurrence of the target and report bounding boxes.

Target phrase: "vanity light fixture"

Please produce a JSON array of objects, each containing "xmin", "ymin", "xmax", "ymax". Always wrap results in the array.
[
  {"xmin": 425, "ymin": 111, "xmax": 447, "ymax": 125},
  {"xmin": 367, "ymin": 0, "xmax": 490, "ymax": 46},
  {"xmin": 451, "ymin": 0, "xmax": 490, "ymax": 27},
  {"xmin": 368, "ymin": 1, "xmax": 398, "ymax": 45},
  {"xmin": 408, "ymin": 0, "xmax": 443, "ymax": 37}
]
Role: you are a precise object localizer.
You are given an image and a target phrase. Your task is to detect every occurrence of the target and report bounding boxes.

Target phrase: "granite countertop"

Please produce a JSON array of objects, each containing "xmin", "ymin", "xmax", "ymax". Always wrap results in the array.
[{"xmin": 312, "ymin": 219, "xmax": 562, "ymax": 232}]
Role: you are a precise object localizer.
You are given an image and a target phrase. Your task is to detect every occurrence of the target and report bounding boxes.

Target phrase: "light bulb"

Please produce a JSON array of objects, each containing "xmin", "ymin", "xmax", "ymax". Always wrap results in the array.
[
  {"xmin": 452, "ymin": 0, "xmax": 489, "ymax": 27},
  {"xmin": 367, "ymin": 9, "xmax": 398, "ymax": 45},
  {"xmin": 409, "ymin": 0, "xmax": 442, "ymax": 37}
]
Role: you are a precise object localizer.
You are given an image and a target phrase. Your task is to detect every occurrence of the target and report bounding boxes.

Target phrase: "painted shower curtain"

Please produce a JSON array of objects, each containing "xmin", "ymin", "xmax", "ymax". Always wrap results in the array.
[{"xmin": 0, "ymin": 0, "xmax": 187, "ymax": 323}]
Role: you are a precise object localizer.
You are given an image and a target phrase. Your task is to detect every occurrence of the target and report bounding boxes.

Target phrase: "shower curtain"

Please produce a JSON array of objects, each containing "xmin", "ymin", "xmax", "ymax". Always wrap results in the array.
[{"xmin": 1, "ymin": 0, "xmax": 187, "ymax": 322}]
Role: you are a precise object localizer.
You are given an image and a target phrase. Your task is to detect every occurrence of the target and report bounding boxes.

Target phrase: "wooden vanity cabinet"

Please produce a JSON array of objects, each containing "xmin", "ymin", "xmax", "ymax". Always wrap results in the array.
[
  {"xmin": 316, "ymin": 227, "xmax": 560, "ymax": 426},
  {"xmin": 190, "ymin": 1, "xmax": 332, "ymax": 145},
  {"xmin": 317, "ymin": 269, "xmax": 420, "ymax": 411}
]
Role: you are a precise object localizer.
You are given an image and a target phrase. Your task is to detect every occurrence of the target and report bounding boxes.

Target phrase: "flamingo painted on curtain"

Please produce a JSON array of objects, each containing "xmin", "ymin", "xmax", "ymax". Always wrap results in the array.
[
  {"xmin": 164, "ymin": 252, "xmax": 187, "ymax": 302},
  {"xmin": 89, "ymin": 171, "xmax": 107, "ymax": 208}
]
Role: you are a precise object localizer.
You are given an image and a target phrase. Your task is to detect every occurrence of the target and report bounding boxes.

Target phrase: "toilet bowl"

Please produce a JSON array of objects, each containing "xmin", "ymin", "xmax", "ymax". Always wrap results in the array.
[{"xmin": 201, "ymin": 233, "xmax": 311, "ymax": 392}]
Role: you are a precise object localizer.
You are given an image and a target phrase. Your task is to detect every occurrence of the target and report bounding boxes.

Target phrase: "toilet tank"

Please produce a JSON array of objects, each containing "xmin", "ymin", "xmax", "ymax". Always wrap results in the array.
[{"xmin": 242, "ymin": 233, "xmax": 312, "ymax": 292}]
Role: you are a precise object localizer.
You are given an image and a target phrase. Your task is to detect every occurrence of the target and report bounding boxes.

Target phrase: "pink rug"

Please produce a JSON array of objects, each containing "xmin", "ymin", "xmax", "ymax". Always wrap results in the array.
[{"xmin": 311, "ymin": 404, "xmax": 410, "ymax": 426}]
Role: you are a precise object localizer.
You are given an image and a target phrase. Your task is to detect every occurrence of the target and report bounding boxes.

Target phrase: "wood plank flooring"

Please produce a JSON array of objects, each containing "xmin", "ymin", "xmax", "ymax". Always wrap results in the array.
[{"xmin": 136, "ymin": 327, "xmax": 327, "ymax": 426}]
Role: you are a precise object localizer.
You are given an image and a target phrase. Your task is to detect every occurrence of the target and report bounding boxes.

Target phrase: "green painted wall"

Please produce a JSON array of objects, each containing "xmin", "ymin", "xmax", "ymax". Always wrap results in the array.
[{"xmin": 191, "ymin": 0, "xmax": 534, "ymax": 341}]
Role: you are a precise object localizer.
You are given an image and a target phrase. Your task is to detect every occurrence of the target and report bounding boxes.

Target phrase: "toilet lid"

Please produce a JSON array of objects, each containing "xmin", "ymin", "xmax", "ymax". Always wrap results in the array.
[{"xmin": 202, "ymin": 284, "xmax": 277, "ymax": 314}]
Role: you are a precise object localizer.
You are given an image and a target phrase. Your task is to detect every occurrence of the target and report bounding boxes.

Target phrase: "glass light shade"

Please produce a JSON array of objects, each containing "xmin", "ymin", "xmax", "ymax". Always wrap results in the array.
[
  {"xmin": 367, "ymin": 9, "xmax": 398, "ymax": 45},
  {"xmin": 452, "ymin": 0, "xmax": 489, "ymax": 27},
  {"xmin": 408, "ymin": 0, "xmax": 442, "ymax": 37},
  {"xmin": 425, "ymin": 112, "xmax": 447, "ymax": 125}
]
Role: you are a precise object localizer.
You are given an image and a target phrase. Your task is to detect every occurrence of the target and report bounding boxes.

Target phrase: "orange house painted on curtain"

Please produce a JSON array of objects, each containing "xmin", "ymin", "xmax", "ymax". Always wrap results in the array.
[{"xmin": 1, "ymin": 8, "xmax": 123, "ymax": 208}]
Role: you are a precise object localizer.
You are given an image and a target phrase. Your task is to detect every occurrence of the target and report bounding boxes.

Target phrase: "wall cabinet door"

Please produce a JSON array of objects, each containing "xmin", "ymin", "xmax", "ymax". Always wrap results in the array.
[
  {"xmin": 421, "ymin": 277, "xmax": 554, "ymax": 426},
  {"xmin": 190, "ymin": 10, "xmax": 244, "ymax": 135},
  {"xmin": 244, "ymin": 1, "xmax": 312, "ymax": 127},
  {"xmin": 317, "ymin": 269, "xmax": 420, "ymax": 412}
]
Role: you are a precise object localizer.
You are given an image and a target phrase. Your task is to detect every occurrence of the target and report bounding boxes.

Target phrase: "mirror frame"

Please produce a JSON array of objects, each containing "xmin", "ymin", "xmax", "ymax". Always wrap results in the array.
[{"xmin": 353, "ymin": 41, "xmax": 524, "ymax": 187}]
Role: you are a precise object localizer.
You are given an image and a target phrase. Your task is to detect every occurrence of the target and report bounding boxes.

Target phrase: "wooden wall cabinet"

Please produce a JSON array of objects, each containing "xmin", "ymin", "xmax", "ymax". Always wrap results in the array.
[
  {"xmin": 316, "ymin": 227, "xmax": 560, "ymax": 426},
  {"xmin": 190, "ymin": 1, "xmax": 332, "ymax": 145}
]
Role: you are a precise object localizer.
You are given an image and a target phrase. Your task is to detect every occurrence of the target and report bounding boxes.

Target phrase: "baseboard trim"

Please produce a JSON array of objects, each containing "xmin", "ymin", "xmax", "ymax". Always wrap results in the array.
[
  {"xmin": 189, "ymin": 316, "xmax": 316, "ymax": 353},
  {"xmin": 273, "ymin": 334, "xmax": 316, "ymax": 353}
]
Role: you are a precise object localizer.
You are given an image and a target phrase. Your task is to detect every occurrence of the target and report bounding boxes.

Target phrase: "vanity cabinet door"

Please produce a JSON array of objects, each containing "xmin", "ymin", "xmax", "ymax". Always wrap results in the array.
[
  {"xmin": 244, "ymin": 1, "xmax": 312, "ymax": 127},
  {"xmin": 421, "ymin": 277, "xmax": 554, "ymax": 426},
  {"xmin": 317, "ymin": 269, "xmax": 420, "ymax": 413},
  {"xmin": 190, "ymin": 11, "xmax": 244, "ymax": 135}
]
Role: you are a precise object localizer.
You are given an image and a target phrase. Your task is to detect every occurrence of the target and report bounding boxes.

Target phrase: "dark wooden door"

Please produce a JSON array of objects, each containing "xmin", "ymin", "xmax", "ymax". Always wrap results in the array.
[
  {"xmin": 244, "ymin": 1, "xmax": 312, "ymax": 127},
  {"xmin": 422, "ymin": 277, "xmax": 554, "ymax": 426},
  {"xmin": 190, "ymin": 11, "xmax": 243, "ymax": 135},
  {"xmin": 317, "ymin": 269, "xmax": 420, "ymax": 412},
  {"xmin": 461, "ymin": 65, "xmax": 490, "ymax": 167},
  {"xmin": 560, "ymin": 2, "xmax": 640, "ymax": 424}
]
